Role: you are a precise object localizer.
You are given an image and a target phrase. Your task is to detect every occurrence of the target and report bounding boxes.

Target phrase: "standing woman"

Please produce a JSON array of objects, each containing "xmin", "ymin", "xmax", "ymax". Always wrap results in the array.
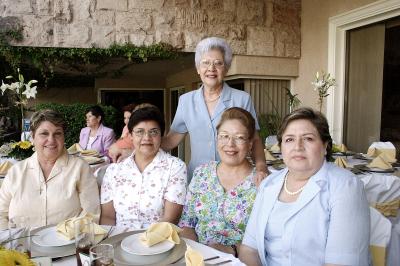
[
  {"xmin": 79, "ymin": 105, "xmax": 115, "ymax": 156},
  {"xmin": 239, "ymin": 108, "xmax": 370, "ymax": 265},
  {"xmin": 162, "ymin": 37, "xmax": 267, "ymax": 182}
]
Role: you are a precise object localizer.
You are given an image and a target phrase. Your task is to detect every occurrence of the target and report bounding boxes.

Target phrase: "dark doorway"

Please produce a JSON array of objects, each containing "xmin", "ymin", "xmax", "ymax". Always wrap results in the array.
[{"xmin": 101, "ymin": 90, "xmax": 164, "ymax": 136}]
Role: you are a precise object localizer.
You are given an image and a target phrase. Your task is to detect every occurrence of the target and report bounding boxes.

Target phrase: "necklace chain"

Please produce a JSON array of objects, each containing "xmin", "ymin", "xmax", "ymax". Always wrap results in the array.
[
  {"xmin": 204, "ymin": 90, "xmax": 222, "ymax": 103},
  {"xmin": 284, "ymin": 172, "xmax": 306, "ymax": 196}
]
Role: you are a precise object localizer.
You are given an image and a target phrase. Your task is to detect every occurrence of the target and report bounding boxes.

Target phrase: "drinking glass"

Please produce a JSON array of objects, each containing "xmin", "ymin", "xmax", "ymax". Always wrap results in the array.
[
  {"xmin": 89, "ymin": 244, "xmax": 114, "ymax": 266},
  {"xmin": 75, "ymin": 219, "xmax": 95, "ymax": 266},
  {"xmin": 8, "ymin": 216, "xmax": 31, "ymax": 258}
]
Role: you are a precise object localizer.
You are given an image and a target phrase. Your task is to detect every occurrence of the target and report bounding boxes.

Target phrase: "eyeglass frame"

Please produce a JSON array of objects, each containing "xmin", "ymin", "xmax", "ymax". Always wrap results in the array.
[
  {"xmin": 199, "ymin": 59, "xmax": 225, "ymax": 69},
  {"xmin": 217, "ymin": 133, "xmax": 249, "ymax": 145},
  {"xmin": 132, "ymin": 128, "xmax": 161, "ymax": 138}
]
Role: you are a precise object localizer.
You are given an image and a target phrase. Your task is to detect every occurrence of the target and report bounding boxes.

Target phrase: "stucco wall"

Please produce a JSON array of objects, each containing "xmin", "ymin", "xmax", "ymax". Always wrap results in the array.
[
  {"xmin": 295, "ymin": 0, "xmax": 378, "ymax": 110},
  {"xmin": 1, "ymin": 0, "xmax": 300, "ymax": 58}
]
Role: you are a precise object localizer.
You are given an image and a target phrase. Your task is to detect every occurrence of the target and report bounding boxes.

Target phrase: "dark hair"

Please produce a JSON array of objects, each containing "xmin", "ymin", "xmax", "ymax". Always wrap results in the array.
[
  {"xmin": 128, "ymin": 106, "xmax": 165, "ymax": 135},
  {"xmin": 216, "ymin": 107, "xmax": 256, "ymax": 139},
  {"xmin": 277, "ymin": 107, "xmax": 333, "ymax": 160},
  {"xmin": 30, "ymin": 109, "xmax": 67, "ymax": 135},
  {"xmin": 86, "ymin": 105, "xmax": 105, "ymax": 123},
  {"xmin": 122, "ymin": 103, "xmax": 136, "ymax": 113}
]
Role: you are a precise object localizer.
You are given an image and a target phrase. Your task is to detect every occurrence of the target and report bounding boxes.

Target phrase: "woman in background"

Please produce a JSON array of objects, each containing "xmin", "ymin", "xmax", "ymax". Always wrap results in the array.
[{"xmin": 79, "ymin": 105, "xmax": 115, "ymax": 156}]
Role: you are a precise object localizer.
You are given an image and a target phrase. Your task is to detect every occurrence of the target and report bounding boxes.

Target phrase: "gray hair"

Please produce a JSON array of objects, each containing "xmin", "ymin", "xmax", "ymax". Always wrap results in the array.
[{"xmin": 194, "ymin": 37, "xmax": 233, "ymax": 71}]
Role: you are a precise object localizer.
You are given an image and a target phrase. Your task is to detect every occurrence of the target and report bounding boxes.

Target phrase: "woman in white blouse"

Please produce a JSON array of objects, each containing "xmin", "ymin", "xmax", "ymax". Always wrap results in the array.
[
  {"xmin": 0, "ymin": 109, "xmax": 100, "ymax": 229},
  {"xmin": 100, "ymin": 106, "xmax": 187, "ymax": 229}
]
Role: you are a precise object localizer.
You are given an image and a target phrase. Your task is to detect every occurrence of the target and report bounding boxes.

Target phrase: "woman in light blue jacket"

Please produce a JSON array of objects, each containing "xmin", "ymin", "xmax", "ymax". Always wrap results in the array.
[{"xmin": 239, "ymin": 108, "xmax": 370, "ymax": 266}]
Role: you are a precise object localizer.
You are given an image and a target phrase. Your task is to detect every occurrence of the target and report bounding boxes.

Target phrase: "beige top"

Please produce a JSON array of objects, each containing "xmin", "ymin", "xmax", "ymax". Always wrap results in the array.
[{"xmin": 0, "ymin": 150, "xmax": 100, "ymax": 230}]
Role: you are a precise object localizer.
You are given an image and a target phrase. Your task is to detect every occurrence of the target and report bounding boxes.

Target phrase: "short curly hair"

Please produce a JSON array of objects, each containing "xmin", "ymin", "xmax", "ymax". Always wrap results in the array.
[{"xmin": 195, "ymin": 37, "xmax": 233, "ymax": 71}]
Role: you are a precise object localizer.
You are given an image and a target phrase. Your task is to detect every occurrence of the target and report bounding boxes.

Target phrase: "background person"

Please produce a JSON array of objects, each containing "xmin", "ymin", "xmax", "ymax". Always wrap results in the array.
[
  {"xmin": 0, "ymin": 109, "xmax": 100, "ymax": 229},
  {"xmin": 179, "ymin": 107, "xmax": 258, "ymax": 257},
  {"xmin": 79, "ymin": 105, "xmax": 115, "ymax": 156},
  {"xmin": 239, "ymin": 107, "xmax": 370, "ymax": 266},
  {"xmin": 100, "ymin": 106, "xmax": 187, "ymax": 229}
]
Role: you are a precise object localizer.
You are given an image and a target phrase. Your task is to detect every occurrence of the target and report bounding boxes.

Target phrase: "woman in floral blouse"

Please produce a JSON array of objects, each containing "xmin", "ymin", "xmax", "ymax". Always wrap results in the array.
[
  {"xmin": 179, "ymin": 107, "xmax": 259, "ymax": 257},
  {"xmin": 100, "ymin": 106, "xmax": 187, "ymax": 229}
]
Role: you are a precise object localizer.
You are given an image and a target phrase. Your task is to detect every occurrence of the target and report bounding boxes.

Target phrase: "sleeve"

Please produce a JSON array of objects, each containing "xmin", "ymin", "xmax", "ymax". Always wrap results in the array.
[
  {"xmin": 164, "ymin": 158, "xmax": 187, "ymax": 205},
  {"xmin": 242, "ymin": 185, "xmax": 265, "ymax": 249},
  {"xmin": 242, "ymin": 94, "xmax": 260, "ymax": 130},
  {"xmin": 0, "ymin": 174, "xmax": 13, "ymax": 230},
  {"xmin": 178, "ymin": 167, "xmax": 201, "ymax": 228},
  {"xmin": 324, "ymin": 176, "xmax": 370, "ymax": 265},
  {"xmin": 170, "ymin": 96, "xmax": 188, "ymax": 134},
  {"xmin": 100, "ymin": 164, "xmax": 116, "ymax": 204},
  {"xmin": 103, "ymin": 128, "xmax": 116, "ymax": 151},
  {"xmin": 77, "ymin": 162, "xmax": 101, "ymax": 222}
]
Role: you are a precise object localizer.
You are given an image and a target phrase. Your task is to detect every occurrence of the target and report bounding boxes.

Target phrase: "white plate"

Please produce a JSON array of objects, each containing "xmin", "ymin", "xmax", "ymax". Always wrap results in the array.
[
  {"xmin": 32, "ymin": 226, "xmax": 75, "ymax": 247},
  {"xmin": 120, "ymin": 234, "xmax": 174, "ymax": 256}
]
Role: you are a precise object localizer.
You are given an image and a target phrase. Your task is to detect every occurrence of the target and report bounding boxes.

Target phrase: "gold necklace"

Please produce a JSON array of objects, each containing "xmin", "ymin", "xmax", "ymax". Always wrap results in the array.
[{"xmin": 204, "ymin": 95, "xmax": 221, "ymax": 103}]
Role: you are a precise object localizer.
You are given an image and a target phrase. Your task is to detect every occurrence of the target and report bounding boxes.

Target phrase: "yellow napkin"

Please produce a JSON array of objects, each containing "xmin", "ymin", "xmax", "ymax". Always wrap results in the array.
[
  {"xmin": 67, "ymin": 143, "xmax": 83, "ymax": 153},
  {"xmin": 56, "ymin": 213, "xmax": 106, "ymax": 242},
  {"xmin": 80, "ymin": 149, "xmax": 99, "ymax": 157},
  {"xmin": 264, "ymin": 149, "xmax": 277, "ymax": 161},
  {"xmin": 378, "ymin": 149, "xmax": 396, "ymax": 163},
  {"xmin": 185, "ymin": 246, "xmax": 205, "ymax": 266},
  {"xmin": 270, "ymin": 143, "xmax": 280, "ymax": 153},
  {"xmin": 338, "ymin": 144, "xmax": 348, "ymax": 152},
  {"xmin": 0, "ymin": 161, "xmax": 13, "ymax": 176},
  {"xmin": 334, "ymin": 157, "xmax": 348, "ymax": 168},
  {"xmin": 140, "ymin": 222, "xmax": 182, "ymax": 247},
  {"xmin": 82, "ymin": 156, "xmax": 103, "ymax": 164},
  {"xmin": 367, "ymin": 155, "xmax": 392, "ymax": 170},
  {"xmin": 367, "ymin": 148, "xmax": 381, "ymax": 158}
]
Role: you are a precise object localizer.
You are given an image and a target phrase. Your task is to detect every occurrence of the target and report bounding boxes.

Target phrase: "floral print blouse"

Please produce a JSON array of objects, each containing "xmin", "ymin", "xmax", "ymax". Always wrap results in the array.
[
  {"xmin": 101, "ymin": 149, "xmax": 187, "ymax": 229},
  {"xmin": 179, "ymin": 161, "xmax": 257, "ymax": 245}
]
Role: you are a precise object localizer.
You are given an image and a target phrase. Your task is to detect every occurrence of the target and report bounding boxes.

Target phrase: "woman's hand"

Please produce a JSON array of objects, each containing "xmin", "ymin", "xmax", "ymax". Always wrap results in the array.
[{"xmin": 253, "ymin": 169, "xmax": 269, "ymax": 187}]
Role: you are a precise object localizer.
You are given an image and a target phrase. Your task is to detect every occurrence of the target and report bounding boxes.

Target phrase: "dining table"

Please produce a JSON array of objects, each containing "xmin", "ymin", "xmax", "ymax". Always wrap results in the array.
[{"xmin": 48, "ymin": 226, "xmax": 244, "ymax": 266}]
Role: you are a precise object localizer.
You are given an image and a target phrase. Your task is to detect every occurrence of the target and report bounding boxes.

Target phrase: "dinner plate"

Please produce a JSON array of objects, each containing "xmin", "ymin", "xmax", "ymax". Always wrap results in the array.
[
  {"xmin": 121, "ymin": 233, "xmax": 175, "ymax": 256},
  {"xmin": 32, "ymin": 226, "xmax": 75, "ymax": 247},
  {"xmin": 102, "ymin": 231, "xmax": 186, "ymax": 265},
  {"xmin": 355, "ymin": 164, "xmax": 395, "ymax": 173}
]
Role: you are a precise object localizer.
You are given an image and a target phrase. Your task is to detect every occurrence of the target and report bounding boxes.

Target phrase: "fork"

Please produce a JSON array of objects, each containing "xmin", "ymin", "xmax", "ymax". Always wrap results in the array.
[{"xmin": 99, "ymin": 226, "xmax": 114, "ymax": 243}]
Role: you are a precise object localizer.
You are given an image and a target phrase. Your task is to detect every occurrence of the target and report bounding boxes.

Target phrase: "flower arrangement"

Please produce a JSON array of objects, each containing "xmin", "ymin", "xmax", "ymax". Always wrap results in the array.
[
  {"xmin": 0, "ymin": 246, "xmax": 34, "ymax": 266},
  {"xmin": 311, "ymin": 71, "xmax": 336, "ymax": 112},
  {"xmin": 0, "ymin": 141, "xmax": 34, "ymax": 160},
  {"xmin": 1, "ymin": 68, "xmax": 38, "ymax": 130}
]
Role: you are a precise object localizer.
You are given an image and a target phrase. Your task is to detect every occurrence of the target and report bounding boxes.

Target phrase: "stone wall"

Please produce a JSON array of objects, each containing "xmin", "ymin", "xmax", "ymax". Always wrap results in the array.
[{"xmin": 0, "ymin": 0, "xmax": 301, "ymax": 57}]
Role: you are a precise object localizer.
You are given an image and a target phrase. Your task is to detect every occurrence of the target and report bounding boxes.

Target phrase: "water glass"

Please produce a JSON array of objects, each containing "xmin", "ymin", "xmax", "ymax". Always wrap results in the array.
[
  {"xmin": 90, "ymin": 244, "xmax": 114, "ymax": 266},
  {"xmin": 75, "ymin": 219, "xmax": 95, "ymax": 266},
  {"xmin": 8, "ymin": 216, "xmax": 31, "ymax": 258}
]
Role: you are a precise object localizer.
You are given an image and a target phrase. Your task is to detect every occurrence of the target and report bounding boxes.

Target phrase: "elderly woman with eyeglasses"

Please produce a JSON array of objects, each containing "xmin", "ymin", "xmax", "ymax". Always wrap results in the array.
[
  {"xmin": 100, "ymin": 106, "xmax": 187, "ymax": 229},
  {"xmin": 179, "ymin": 107, "xmax": 258, "ymax": 257},
  {"xmin": 109, "ymin": 37, "xmax": 267, "ymax": 183}
]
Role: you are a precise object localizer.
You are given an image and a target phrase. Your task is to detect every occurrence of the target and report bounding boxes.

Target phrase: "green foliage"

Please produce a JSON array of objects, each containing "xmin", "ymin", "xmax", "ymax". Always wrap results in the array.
[
  {"xmin": 0, "ymin": 43, "xmax": 179, "ymax": 86},
  {"xmin": 258, "ymin": 113, "xmax": 282, "ymax": 142},
  {"xmin": 0, "ymin": 27, "xmax": 23, "ymax": 46},
  {"xmin": 35, "ymin": 103, "xmax": 119, "ymax": 147}
]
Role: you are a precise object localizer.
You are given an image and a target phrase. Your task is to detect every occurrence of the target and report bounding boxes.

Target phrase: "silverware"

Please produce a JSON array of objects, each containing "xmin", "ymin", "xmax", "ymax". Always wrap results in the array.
[
  {"xmin": 99, "ymin": 226, "xmax": 114, "ymax": 243},
  {"xmin": 211, "ymin": 260, "xmax": 232, "ymax": 265},
  {"xmin": 204, "ymin": 255, "xmax": 220, "ymax": 261}
]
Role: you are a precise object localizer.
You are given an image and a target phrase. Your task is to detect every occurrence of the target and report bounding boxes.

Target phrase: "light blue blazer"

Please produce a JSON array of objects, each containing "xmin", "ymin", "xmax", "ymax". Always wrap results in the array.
[
  {"xmin": 242, "ymin": 161, "xmax": 370, "ymax": 266},
  {"xmin": 79, "ymin": 124, "xmax": 116, "ymax": 156}
]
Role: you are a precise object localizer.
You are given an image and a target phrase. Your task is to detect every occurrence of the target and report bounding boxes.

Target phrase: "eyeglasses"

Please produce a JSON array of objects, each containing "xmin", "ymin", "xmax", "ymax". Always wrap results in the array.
[
  {"xmin": 199, "ymin": 59, "xmax": 225, "ymax": 69},
  {"xmin": 132, "ymin": 128, "xmax": 161, "ymax": 138},
  {"xmin": 217, "ymin": 134, "xmax": 248, "ymax": 145}
]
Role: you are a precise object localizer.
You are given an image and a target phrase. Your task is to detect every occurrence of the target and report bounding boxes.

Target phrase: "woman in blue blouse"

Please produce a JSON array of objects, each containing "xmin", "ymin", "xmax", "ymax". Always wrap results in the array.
[{"xmin": 240, "ymin": 108, "xmax": 370, "ymax": 265}]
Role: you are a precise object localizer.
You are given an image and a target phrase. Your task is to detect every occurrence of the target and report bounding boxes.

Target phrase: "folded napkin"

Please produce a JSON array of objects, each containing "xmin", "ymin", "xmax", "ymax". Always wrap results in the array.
[
  {"xmin": 56, "ymin": 213, "xmax": 106, "ymax": 242},
  {"xmin": 80, "ymin": 149, "xmax": 99, "ymax": 157},
  {"xmin": 67, "ymin": 143, "xmax": 83, "ymax": 153},
  {"xmin": 367, "ymin": 142, "xmax": 396, "ymax": 162},
  {"xmin": 372, "ymin": 199, "xmax": 400, "ymax": 217},
  {"xmin": 0, "ymin": 161, "xmax": 13, "ymax": 175},
  {"xmin": 185, "ymin": 246, "xmax": 205, "ymax": 266},
  {"xmin": 82, "ymin": 156, "xmax": 103, "ymax": 164},
  {"xmin": 367, "ymin": 148, "xmax": 381, "ymax": 158},
  {"xmin": 338, "ymin": 144, "xmax": 348, "ymax": 152},
  {"xmin": 264, "ymin": 149, "xmax": 277, "ymax": 161},
  {"xmin": 140, "ymin": 222, "xmax": 182, "ymax": 247},
  {"xmin": 379, "ymin": 152, "xmax": 397, "ymax": 163},
  {"xmin": 367, "ymin": 155, "xmax": 392, "ymax": 170},
  {"xmin": 270, "ymin": 143, "xmax": 280, "ymax": 153},
  {"xmin": 334, "ymin": 157, "xmax": 348, "ymax": 168}
]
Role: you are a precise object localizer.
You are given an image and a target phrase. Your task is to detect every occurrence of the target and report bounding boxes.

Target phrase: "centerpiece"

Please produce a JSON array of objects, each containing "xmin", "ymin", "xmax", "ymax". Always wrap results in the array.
[{"xmin": 311, "ymin": 71, "xmax": 336, "ymax": 112}]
